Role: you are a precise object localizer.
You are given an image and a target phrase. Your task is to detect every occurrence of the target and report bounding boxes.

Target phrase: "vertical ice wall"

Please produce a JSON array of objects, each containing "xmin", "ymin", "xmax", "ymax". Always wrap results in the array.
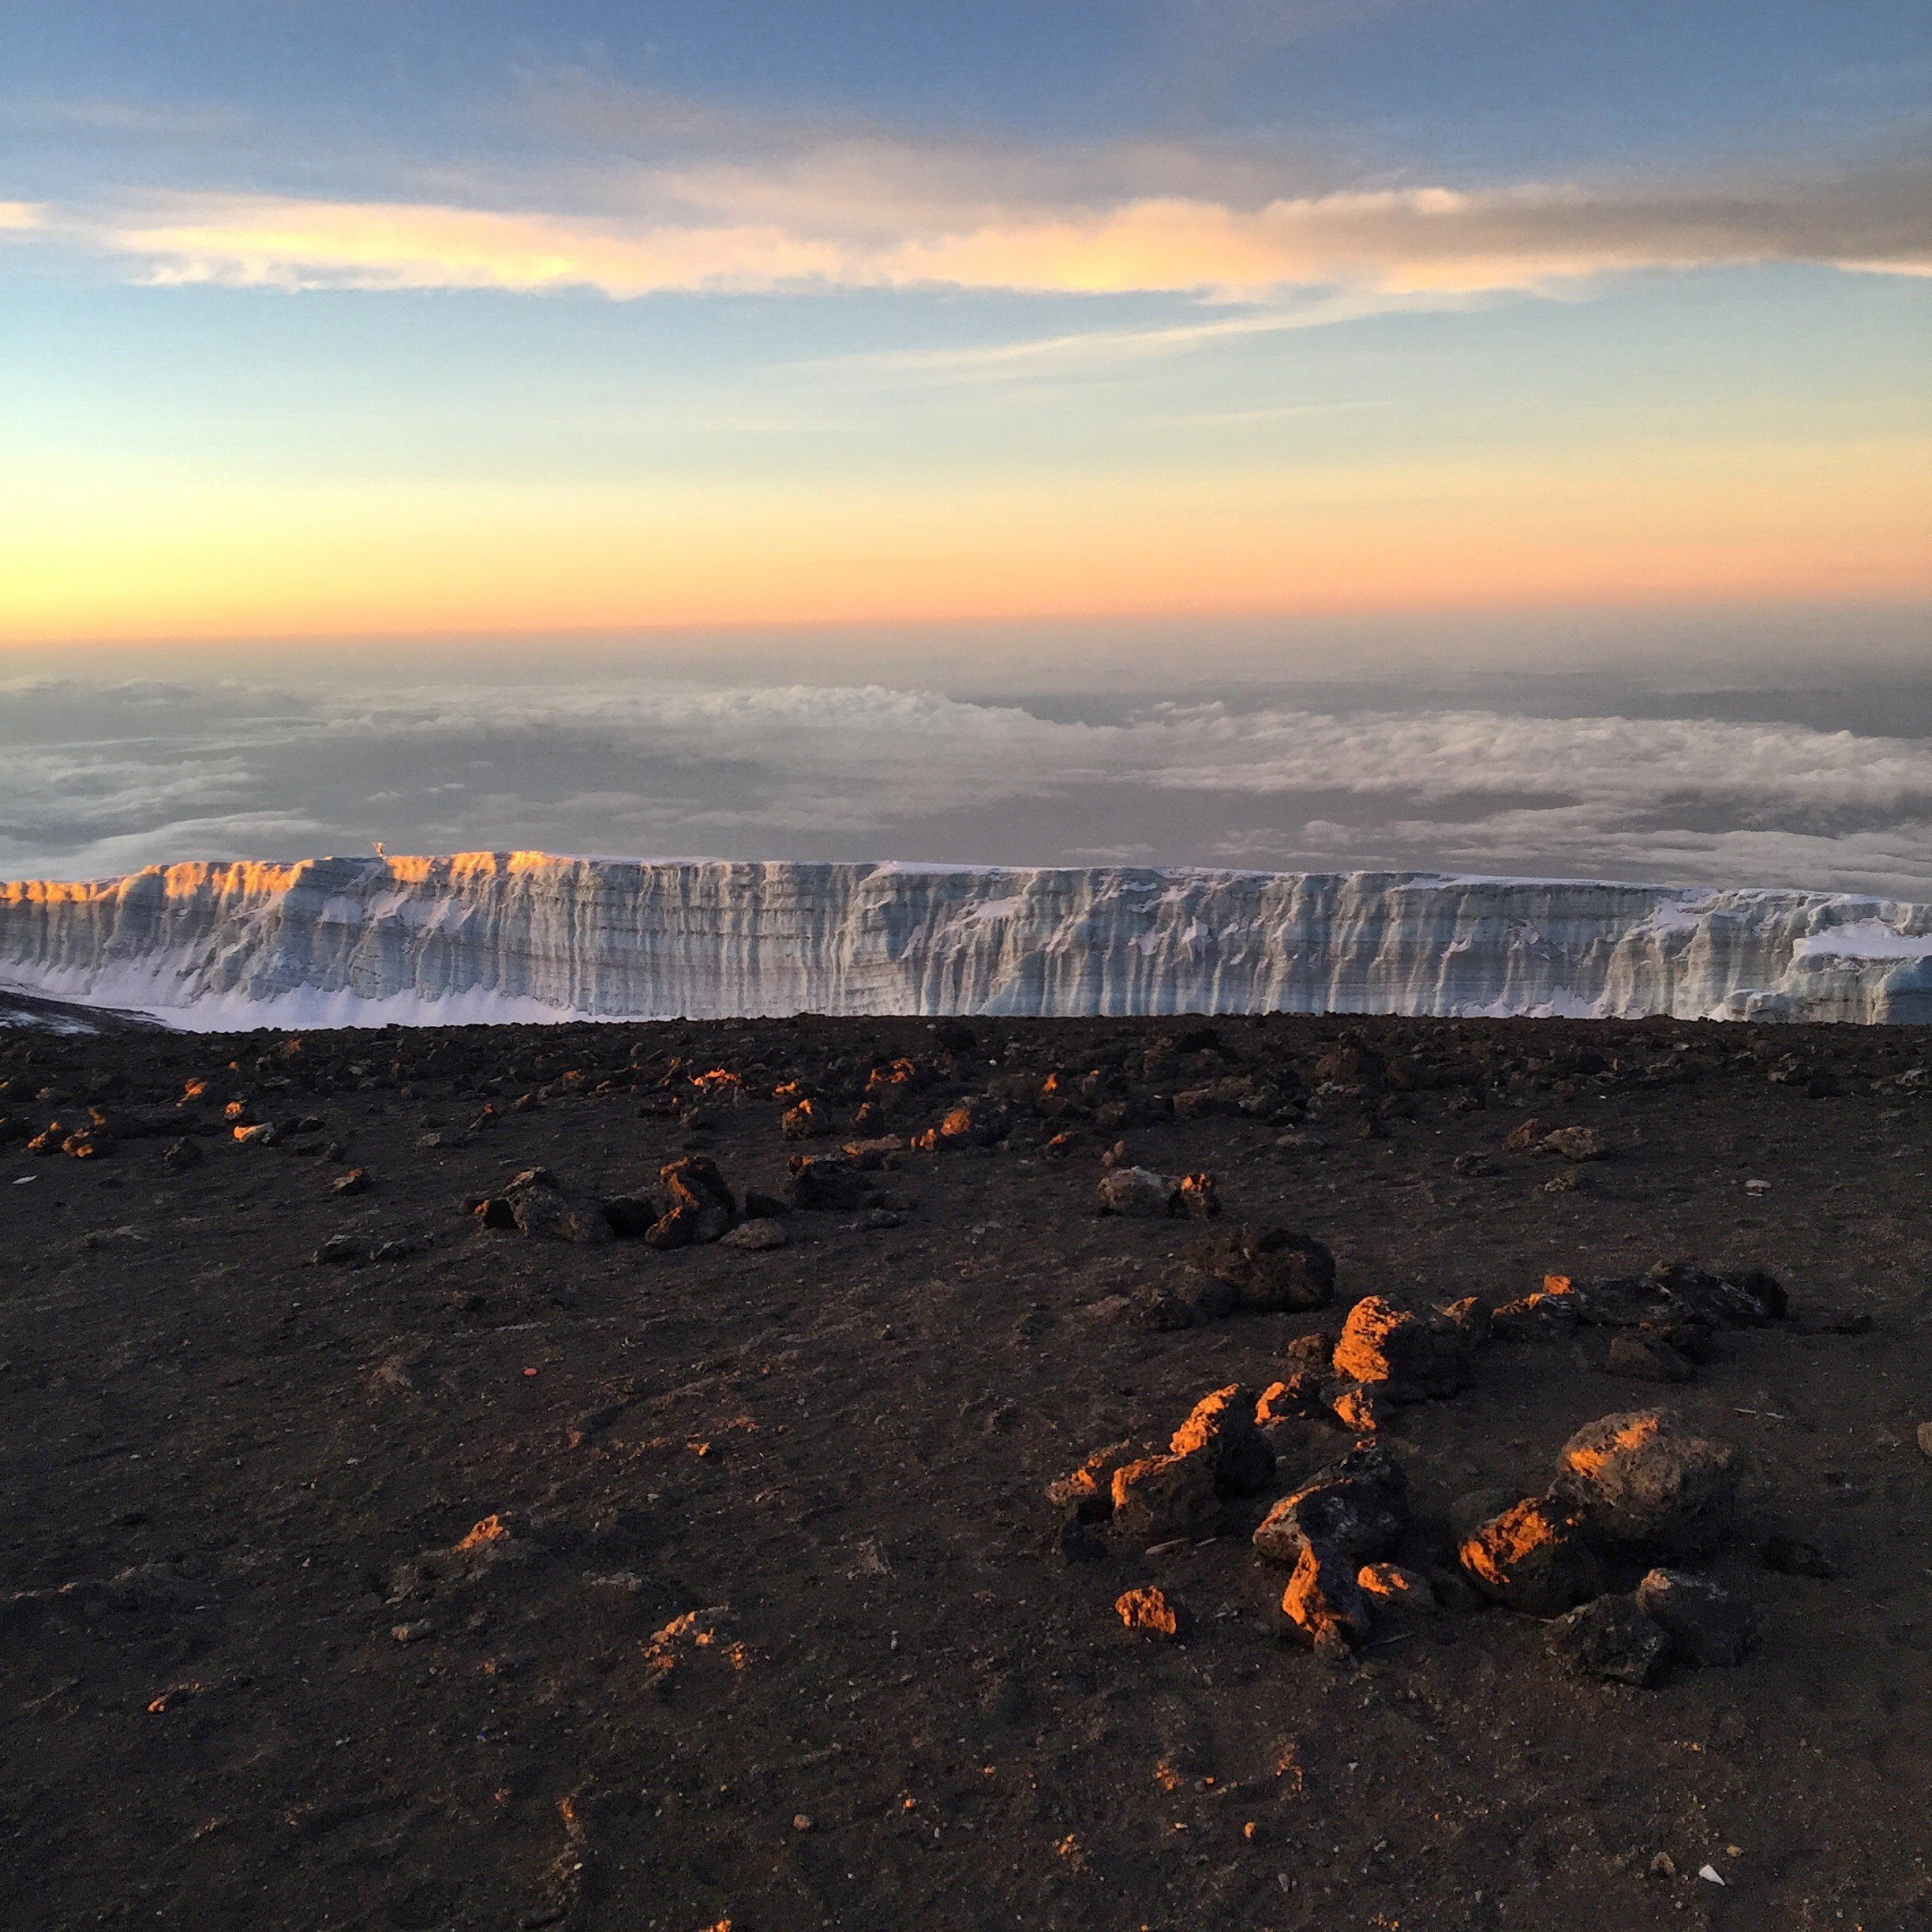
[{"xmin": 1, "ymin": 853, "xmax": 1929, "ymax": 1028}]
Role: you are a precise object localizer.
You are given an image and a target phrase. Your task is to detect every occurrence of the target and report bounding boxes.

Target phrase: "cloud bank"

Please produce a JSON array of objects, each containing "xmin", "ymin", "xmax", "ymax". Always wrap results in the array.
[
  {"xmin": 73, "ymin": 165, "xmax": 1932, "ymax": 299},
  {"xmin": 5, "ymin": 673, "xmax": 1931, "ymax": 900}
]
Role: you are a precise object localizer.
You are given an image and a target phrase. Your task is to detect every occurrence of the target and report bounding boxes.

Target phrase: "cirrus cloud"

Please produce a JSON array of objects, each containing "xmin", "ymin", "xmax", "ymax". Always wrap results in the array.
[{"xmin": 21, "ymin": 149, "xmax": 1932, "ymax": 300}]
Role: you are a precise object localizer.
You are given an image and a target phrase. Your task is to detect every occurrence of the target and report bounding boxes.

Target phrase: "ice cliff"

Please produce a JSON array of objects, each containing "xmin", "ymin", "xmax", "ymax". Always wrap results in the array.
[{"xmin": 2, "ymin": 853, "xmax": 1930, "ymax": 1030}]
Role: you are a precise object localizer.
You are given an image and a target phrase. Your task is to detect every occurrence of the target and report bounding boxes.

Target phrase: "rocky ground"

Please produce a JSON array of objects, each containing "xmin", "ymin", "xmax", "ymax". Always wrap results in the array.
[{"xmin": 1, "ymin": 1009, "xmax": 1930, "ymax": 1932}]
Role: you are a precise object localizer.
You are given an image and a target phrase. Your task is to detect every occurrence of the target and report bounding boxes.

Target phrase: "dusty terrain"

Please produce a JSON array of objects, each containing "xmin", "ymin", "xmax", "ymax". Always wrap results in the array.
[{"xmin": 1, "ymin": 1009, "xmax": 1929, "ymax": 1932}]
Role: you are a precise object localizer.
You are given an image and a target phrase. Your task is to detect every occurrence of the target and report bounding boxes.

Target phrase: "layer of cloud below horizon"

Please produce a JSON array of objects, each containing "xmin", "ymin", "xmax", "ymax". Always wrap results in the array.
[{"xmin": 6, "ymin": 674, "xmax": 1932, "ymax": 900}]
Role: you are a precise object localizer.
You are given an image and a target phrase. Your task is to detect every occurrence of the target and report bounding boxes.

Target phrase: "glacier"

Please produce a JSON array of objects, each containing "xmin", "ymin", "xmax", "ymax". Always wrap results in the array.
[{"xmin": 2, "ymin": 852, "xmax": 1930, "ymax": 1031}]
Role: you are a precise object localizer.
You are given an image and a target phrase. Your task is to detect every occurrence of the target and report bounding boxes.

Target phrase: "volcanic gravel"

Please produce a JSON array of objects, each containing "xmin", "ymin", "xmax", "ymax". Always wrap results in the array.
[{"xmin": 2, "ymin": 1010, "xmax": 1930, "ymax": 1932}]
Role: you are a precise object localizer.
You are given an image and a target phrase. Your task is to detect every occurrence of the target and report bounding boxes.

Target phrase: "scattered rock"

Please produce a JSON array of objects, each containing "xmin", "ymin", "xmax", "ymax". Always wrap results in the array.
[
  {"xmin": 1125, "ymin": 1280, "xmax": 1211, "ymax": 1331},
  {"xmin": 1175, "ymin": 1224, "xmax": 1335, "ymax": 1312},
  {"xmin": 160, "ymin": 1138, "xmax": 202, "ymax": 1172},
  {"xmin": 1918, "ymin": 1421, "xmax": 1932, "ymax": 1460},
  {"xmin": 1546, "ymin": 1593, "xmax": 1672, "ymax": 1686},
  {"xmin": 1501, "ymin": 1118, "xmax": 1546, "ymax": 1153},
  {"xmin": 1648, "ymin": 1261, "xmax": 1786, "ymax": 1327},
  {"xmin": 1328, "ymin": 1382, "xmax": 1392, "ymax": 1432},
  {"xmin": 1046, "ymin": 1442, "xmax": 1133, "ymax": 1522},
  {"xmin": 1168, "ymin": 1386, "xmax": 1276, "ymax": 1497},
  {"xmin": 1281, "ymin": 1541, "xmax": 1372, "ymax": 1656},
  {"xmin": 331, "ymin": 1166, "xmax": 372, "ymax": 1196},
  {"xmin": 1252, "ymin": 1442, "xmax": 1406, "ymax": 1565},
  {"xmin": 1110, "ymin": 1452, "xmax": 1221, "ymax": 1544},
  {"xmin": 1635, "ymin": 1569, "xmax": 1758, "ymax": 1666},
  {"xmin": 1458, "ymin": 1496, "xmax": 1602, "ymax": 1616},
  {"xmin": 1253, "ymin": 1374, "xmax": 1327, "ymax": 1426},
  {"xmin": 1285, "ymin": 1330, "xmax": 1338, "ymax": 1370},
  {"xmin": 1541, "ymin": 1125, "xmax": 1606, "ymax": 1163},
  {"xmin": 313, "ymin": 1234, "xmax": 365, "ymax": 1266},
  {"xmin": 781, "ymin": 1099, "xmax": 823, "ymax": 1140},
  {"xmin": 1331, "ymin": 1295, "xmax": 1471, "ymax": 1402},
  {"xmin": 1173, "ymin": 1172, "xmax": 1220, "ymax": 1219},
  {"xmin": 842, "ymin": 1136, "xmax": 904, "ymax": 1170},
  {"xmin": 1095, "ymin": 1166, "xmax": 1174, "ymax": 1218},
  {"xmin": 644, "ymin": 1155, "xmax": 736, "ymax": 1247},
  {"xmin": 1115, "ymin": 1585, "xmax": 1189, "ymax": 1639},
  {"xmin": 1356, "ymin": 1562, "xmax": 1436, "ymax": 1610},
  {"xmin": 719, "ymin": 1216, "xmax": 789, "ymax": 1252},
  {"xmin": 503, "ymin": 1169, "xmax": 611, "ymax": 1245},
  {"xmin": 1552, "ymin": 1410, "xmax": 1738, "ymax": 1558},
  {"xmin": 1491, "ymin": 1275, "xmax": 1586, "ymax": 1338}
]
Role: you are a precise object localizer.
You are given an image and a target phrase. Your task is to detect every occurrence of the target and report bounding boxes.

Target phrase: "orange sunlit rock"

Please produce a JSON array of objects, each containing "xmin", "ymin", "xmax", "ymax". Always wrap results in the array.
[
  {"xmin": 1115, "ymin": 1584, "xmax": 1188, "ymax": 1638},
  {"xmin": 455, "ymin": 1514, "xmax": 508, "ymax": 1552}
]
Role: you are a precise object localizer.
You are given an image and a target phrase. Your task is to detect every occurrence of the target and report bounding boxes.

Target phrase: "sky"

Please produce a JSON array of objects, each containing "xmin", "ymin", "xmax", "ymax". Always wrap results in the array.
[
  {"xmin": 0, "ymin": 4, "xmax": 1929, "ymax": 893},
  {"xmin": 1, "ymin": 0, "xmax": 1927, "ymax": 650}
]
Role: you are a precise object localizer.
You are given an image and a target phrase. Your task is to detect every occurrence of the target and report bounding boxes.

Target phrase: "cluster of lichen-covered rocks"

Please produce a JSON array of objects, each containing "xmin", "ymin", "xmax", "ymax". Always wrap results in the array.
[{"xmin": 1052, "ymin": 1258, "xmax": 1812, "ymax": 1688}]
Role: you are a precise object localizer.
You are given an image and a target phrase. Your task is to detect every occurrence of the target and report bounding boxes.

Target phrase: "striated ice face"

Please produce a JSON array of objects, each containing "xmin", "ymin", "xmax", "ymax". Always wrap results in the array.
[{"xmin": 0, "ymin": 852, "xmax": 1929, "ymax": 1029}]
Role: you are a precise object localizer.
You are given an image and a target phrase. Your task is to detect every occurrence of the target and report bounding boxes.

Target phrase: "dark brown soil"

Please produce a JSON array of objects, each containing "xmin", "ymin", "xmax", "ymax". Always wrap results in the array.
[{"xmin": 2, "ymin": 1012, "xmax": 1930, "ymax": 1932}]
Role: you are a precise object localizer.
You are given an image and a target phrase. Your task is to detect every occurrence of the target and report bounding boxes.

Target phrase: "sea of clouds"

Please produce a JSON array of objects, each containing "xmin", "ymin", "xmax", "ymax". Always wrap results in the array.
[{"xmin": 5, "ymin": 668, "xmax": 1932, "ymax": 899}]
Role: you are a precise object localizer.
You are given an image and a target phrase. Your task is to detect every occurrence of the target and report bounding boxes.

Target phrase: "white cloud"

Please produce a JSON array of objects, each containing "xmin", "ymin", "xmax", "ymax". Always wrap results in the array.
[{"xmin": 4, "ymin": 674, "xmax": 1932, "ymax": 899}]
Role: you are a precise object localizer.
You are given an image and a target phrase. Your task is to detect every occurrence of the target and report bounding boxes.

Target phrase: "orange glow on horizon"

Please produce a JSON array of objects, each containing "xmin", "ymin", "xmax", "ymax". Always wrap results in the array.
[{"xmin": 3, "ymin": 434, "xmax": 1927, "ymax": 645}]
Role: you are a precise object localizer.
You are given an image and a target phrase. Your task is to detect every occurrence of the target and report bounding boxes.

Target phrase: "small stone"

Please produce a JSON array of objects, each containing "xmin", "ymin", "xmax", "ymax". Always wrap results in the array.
[
  {"xmin": 1648, "ymin": 1852, "xmax": 1678, "ymax": 1880},
  {"xmin": 792, "ymin": 1814, "xmax": 813, "ymax": 1833},
  {"xmin": 1095, "ymin": 1166, "xmax": 1174, "ymax": 1218},
  {"xmin": 331, "ymin": 1166, "xmax": 372, "ymax": 1196},
  {"xmin": 1253, "ymin": 1373, "xmax": 1327, "ymax": 1426},
  {"xmin": 1458, "ymin": 1496, "xmax": 1602, "ymax": 1616},
  {"xmin": 1501, "ymin": 1118, "xmax": 1546, "ymax": 1153},
  {"xmin": 1331, "ymin": 1295, "xmax": 1470, "ymax": 1402},
  {"xmin": 1046, "ymin": 1442, "xmax": 1133, "ymax": 1521},
  {"xmin": 391, "ymin": 1619, "xmax": 435, "ymax": 1645},
  {"xmin": 313, "ymin": 1234, "xmax": 365, "ymax": 1266},
  {"xmin": 860, "ymin": 1207, "xmax": 902, "ymax": 1230},
  {"xmin": 1356, "ymin": 1562, "xmax": 1436, "ymax": 1610},
  {"xmin": 1125, "ymin": 1282, "xmax": 1204, "ymax": 1331},
  {"xmin": 1491, "ymin": 1276, "xmax": 1586, "ymax": 1338},
  {"xmin": 1916, "ymin": 1421, "xmax": 1932, "ymax": 1460},
  {"xmin": 1285, "ymin": 1330, "xmax": 1337, "ymax": 1370},
  {"xmin": 1281, "ymin": 1541, "xmax": 1372, "ymax": 1653},
  {"xmin": 1173, "ymin": 1171, "xmax": 1220, "ymax": 1219},
  {"xmin": 1115, "ymin": 1585, "xmax": 1189, "ymax": 1638},
  {"xmin": 1110, "ymin": 1452, "xmax": 1221, "ymax": 1544},
  {"xmin": 1541, "ymin": 1125, "xmax": 1606, "ymax": 1163},
  {"xmin": 1552, "ymin": 1410, "xmax": 1738, "ymax": 1558},
  {"xmin": 1547, "ymin": 1594, "xmax": 1671, "ymax": 1686},
  {"xmin": 160, "ymin": 1138, "xmax": 203, "ymax": 1172},
  {"xmin": 1329, "ymin": 1382, "xmax": 1391, "ymax": 1432},
  {"xmin": 1635, "ymin": 1569, "xmax": 1758, "ymax": 1667},
  {"xmin": 1604, "ymin": 1333, "xmax": 1696, "ymax": 1383},
  {"xmin": 719, "ymin": 1217, "xmax": 788, "ymax": 1252}
]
